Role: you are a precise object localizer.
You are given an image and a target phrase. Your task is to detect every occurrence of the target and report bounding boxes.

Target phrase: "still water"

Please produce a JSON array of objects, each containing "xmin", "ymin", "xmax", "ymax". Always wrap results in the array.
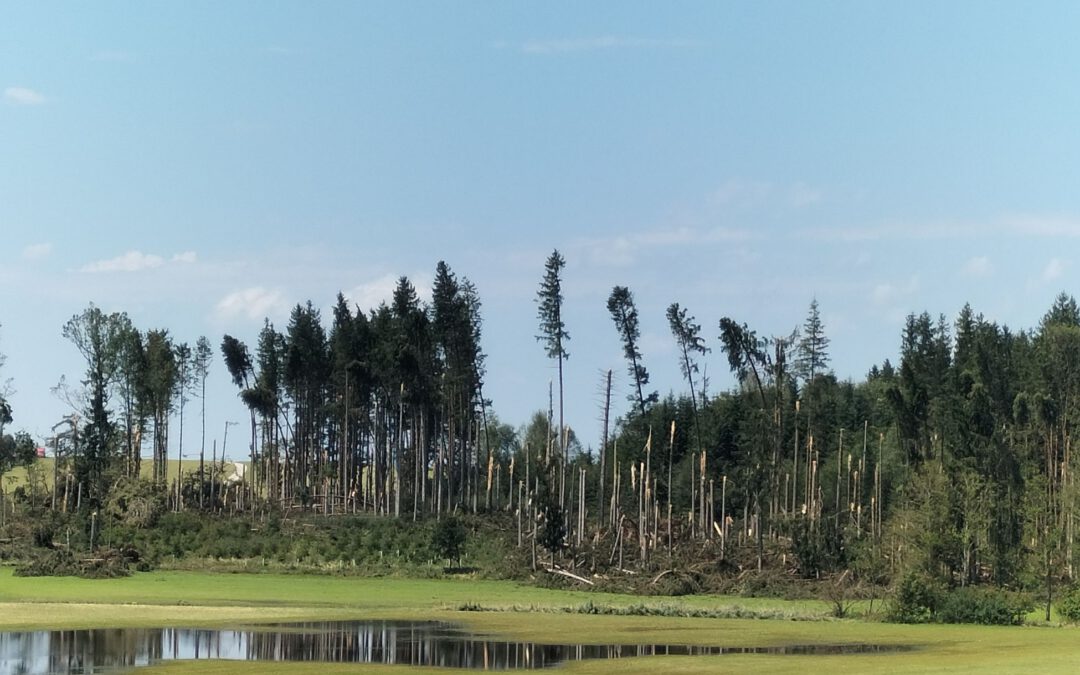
[{"xmin": 0, "ymin": 620, "xmax": 911, "ymax": 673}]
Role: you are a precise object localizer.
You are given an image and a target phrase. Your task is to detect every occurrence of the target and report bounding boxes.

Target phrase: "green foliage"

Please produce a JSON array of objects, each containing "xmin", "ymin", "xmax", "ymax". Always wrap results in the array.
[
  {"xmin": 538, "ymin": 500, "xmax": 566, "ymax": 564},
  {"xmin": 888, "ymin": 573, "xmax": 1031, "ymax": 625},
  {"xmin": 887, "ymin": 573, "xmax": 944, "ymax": 623},
  {"xmin": 796, "ymin": 298, "xmax": 830, "ymax": 383},
  {"xmin": 936, "ymin": 587, "xmax": 1033, "ymax": 626},
  {"xmin": 535, "ymin": 249, "xmax": 569, "ymax": 360},
  {"xmin": 14, "ymin": 547, "xmax": 136, "ymax": 579},
  {"xmin": 432, "ymin": 516, "xmax": 466, "ymax": 568},
  {"xmin": 104, "ymin": 478, "xmax": 166, "ymax": 528},
  {"xmin": 607, "ymin": 285, "xmax": 656, "ymax": 415},
  {"xmin": 0, "ymin": 431, "xmax": 38, "ymax": 475},
  {"xmin": 791, "ymin": 517, "xmax": 847, "ymax": 578},
  {"xmin": 1056, "ymin": 585, "xmax": 1080, "ymax": 623}
]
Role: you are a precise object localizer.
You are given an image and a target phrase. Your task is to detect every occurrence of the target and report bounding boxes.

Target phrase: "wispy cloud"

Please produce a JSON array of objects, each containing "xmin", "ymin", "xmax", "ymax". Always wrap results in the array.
[
  {"xmin": 960, "ymin": 256, "xmax": 993, "ymax": 278},
  {"xmin": 21, "ymin": 243, "xmax": 53, "ymax": 260},
  {"xmin": 4, "ymin": 87, "xmax": 46, "ymax": 105},
  {"xmin": 809, "ymin": 214, "xmax": 1080, "ymax": 243},
  {"xmin": 709, "ymin": 179, "xmax": 824, "ymax": 210},
  {"xmin": 805, "ymin": 220, "xmax": 981, "ymax": 242},
  {"xmin": 1043, "ymin": 257, "xmax": 1066, "ymax": 283},
  {"xmin": 514, "ymin": 36, "xmax": 701, "ymax": 55},
  {"xmin": 1006, "ymin": 215, "xmax": 1080, "ymax": 237},
  {"xmin": 871, "ymin": 275, "xmax": 920, "ymax": 307},
  {"xmin": 573, "ymin": 225, "xmax": 754, "ymax": 268},
  {"xmin": 81, "ymin": 250, "xmax": 197, "ymax": 273},
  {"xmin": 215, "ymin": 287, "xmax": 290, "ymax": 321},
  {"xmin": 82, "ymin": 251, "xmax": 164, "ymax": 273}
]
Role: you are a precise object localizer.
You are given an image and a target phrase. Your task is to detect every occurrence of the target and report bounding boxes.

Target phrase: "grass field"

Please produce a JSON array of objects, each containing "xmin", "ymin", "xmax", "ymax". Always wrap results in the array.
[
  {"xmin": 0, "ymin": 568, "xmax": 1077, "ymax": 673},
  {"xmin": 2, "ymin": 458, "xmax": 228, "ymax": 491}
]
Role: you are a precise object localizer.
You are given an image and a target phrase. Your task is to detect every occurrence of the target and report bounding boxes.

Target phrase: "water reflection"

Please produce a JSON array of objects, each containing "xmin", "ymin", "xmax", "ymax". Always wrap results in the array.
[{"xmin": 0, "ymin": 620, "xmax": 912, "ymax": 673}]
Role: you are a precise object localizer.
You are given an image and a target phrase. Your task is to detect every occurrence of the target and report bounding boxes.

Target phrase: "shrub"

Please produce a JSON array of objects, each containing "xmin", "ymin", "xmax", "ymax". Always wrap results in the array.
[
  {"xmin": 887, "ymin": 575, "xmax": 1032, "ymax": 626},
  {"xmin": 936, "ymin": 587, "xmax": 1032, "ymax": 626},
  {"xmin": 432, "ymin": 516, "xmax": 466, "ymax": 568},
  {"xmin": 1057, "ymin": 586, "xmax": 1080, "ymax": 623},
  {"xmin": 886, "ymin": 573, "xmax": 944, "ymax": 623}
]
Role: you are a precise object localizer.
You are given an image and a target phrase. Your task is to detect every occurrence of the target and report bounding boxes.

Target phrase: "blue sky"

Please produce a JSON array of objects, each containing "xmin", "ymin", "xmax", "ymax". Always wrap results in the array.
[{"xmin": 3, "ymin": 2, "xmax": 1080, "ymax": 455}]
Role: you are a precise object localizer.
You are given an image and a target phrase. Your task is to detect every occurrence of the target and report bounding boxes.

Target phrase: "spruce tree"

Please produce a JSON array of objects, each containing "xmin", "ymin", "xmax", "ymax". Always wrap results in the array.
[
  {"xmin": 796, "ymin": 298, "xmax": 830, "ymax": 384},
  {"xmin": 607, "ymin": 285, "xmax": 655, "ymax": 416},
  {"xmin": 535, "ymin": 250, "xmax": 569, "ymax": 498}
]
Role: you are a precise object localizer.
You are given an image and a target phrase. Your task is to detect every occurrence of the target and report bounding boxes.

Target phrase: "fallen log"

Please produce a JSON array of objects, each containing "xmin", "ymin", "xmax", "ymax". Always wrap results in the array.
[{"xmin": 544, "ymin": 566, "xmax": 594, "ymax": 585}]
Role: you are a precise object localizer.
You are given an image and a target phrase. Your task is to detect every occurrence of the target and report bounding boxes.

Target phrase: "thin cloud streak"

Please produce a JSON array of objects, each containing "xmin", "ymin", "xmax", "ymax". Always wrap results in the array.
[
  {"xmin": 215, "ymin": 286, "xmax": 290, "ymax": 322},
  {"xmin": 572, "ymin": 225, "xmax": 755, "ymax": 268},
  {"xmin": 21, "ymin": 243, "xmax": 53, "ymax": 260},
  {"xmin": 81, "ymin": 250, "xmax": 198, "ymax": 273},
  {"xmin": 518, "ymin": 36, "xmax": 701, "ymax": 55},
  {"xmin": 4, "ymin": 87, "xmax": 46, "ymax": 105}
]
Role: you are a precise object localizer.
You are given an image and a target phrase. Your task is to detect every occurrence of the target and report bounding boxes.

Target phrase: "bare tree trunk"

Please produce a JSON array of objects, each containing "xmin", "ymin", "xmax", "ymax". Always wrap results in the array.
[{"xmin": 600, "ymin": 369, "xmax": 611, "ymax": 530}]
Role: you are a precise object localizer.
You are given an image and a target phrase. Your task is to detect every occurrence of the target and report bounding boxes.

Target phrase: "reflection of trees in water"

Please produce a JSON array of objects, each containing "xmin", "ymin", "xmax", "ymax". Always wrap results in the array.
[
  {"xmin": 1, "ymin": 622, "xmax": 580, "ymax": 671},
  {"xmin": 0, "ymin": 621, "xmax": 913, "ymax": 672},
  {"xmin": 236, "ymin": 621, "xmax": 570, "ymax": 669}
]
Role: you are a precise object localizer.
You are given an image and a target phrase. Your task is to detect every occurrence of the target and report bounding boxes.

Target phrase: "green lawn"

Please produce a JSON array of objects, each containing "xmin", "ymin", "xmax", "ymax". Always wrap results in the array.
[{"xmin": 0, "ymin": 568, "xmax": 1077, "ymax": 673}]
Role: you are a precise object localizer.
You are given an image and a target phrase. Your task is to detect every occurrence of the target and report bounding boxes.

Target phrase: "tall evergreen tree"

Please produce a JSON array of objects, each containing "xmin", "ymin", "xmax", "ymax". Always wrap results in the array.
[
  {"xmin": 144, "ymin": 329, "xmax": 176, "ymax": 486},
  {"xmin": 285, "ymin": 301, "xmax": 331, "ymax": 506},
  {"xmin": 536, "ymin": 250, "xmax": 569, "ymax": 489},
  {"xmin": 115, "ymin": 324, "xmax": 148, "ymax": 478},
  {"xmin": 193, "ymin": 336, "xmax": 213, "ymax": 503},
  {"xmin": 666, "ymin": 302, "xmax": 709, "ymax": 417},
  {"xmin": 173, "ymin": 341, "xmax": 195, "ymax": 502},
  {"xmin": 795, "ymin": 298, "xmax": 830, "ymax": 384},
  {"xmin": 607, "ymin": 286, "xmax": 655, "ymax": 416},
  {"xmin": 253, "ymin": 320, "xmax": 286, "ymax": 500}
]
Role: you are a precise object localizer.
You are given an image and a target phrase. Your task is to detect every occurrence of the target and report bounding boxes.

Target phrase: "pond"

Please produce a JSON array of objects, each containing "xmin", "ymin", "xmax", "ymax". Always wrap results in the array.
[{"xmin": 0, "ymin": 620, "xmax": 913, "ymax": 673}]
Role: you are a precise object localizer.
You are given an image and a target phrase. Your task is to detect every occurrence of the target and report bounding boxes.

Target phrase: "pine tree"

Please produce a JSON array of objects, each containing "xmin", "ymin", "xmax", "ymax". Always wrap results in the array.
[
  {"xmin": 535, "ymin": 250, "xmax": 569, "ymax": 498},
  {"xmin": 796, "ymin": 298, "xmax": 830, "ymax": 384},
  {"xmin": 607, "ymin": 285, "xmax": 655, "ymax": 416},
  {"xmin": 666, "ymin": 302, "xmax": 709, "ymax": 415},
  {"xmin": 144, "ymin": 329, "xmax": 176, "ymax": 486},
  {"xmin": 193, "ymin": 336, "xmax": 213, "ymax": 504}
]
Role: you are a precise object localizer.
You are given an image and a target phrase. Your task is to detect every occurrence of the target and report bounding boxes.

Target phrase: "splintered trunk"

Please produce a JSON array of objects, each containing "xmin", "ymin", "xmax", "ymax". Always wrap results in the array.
[
  {"xmin": 667, "ymin": 421, "xmax": 675, "ymax": 555},
  {"xmin": 176, "ymin": 399, "xmax": 185, "ymax": 512},
  {"xmin": 720, "ymin": 475, "xmax": 727, "ymax": 559},
  {"xmin": 600, "ymin": 369, "xmax": 611, "ymax": 530},
  {"xmin": 835, "ymin": 429, "xmax": 844, "ymax": 539},
  {"xmin": 610, "ymin": 440, "xmax": 618, "ymax": 528},
  {"xmin": 792, "ymin": 401, "xmax": 800, "ymax": 515},
  {"xmin": 558, "ymin": 353, "xmax": 565, "ymax": 509}
]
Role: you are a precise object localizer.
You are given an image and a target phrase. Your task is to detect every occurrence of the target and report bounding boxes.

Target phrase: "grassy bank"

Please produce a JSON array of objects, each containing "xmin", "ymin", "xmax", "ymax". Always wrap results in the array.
[{"xmin": 0, "ymin": 568, "xmax": 1078, "ymax": 673}]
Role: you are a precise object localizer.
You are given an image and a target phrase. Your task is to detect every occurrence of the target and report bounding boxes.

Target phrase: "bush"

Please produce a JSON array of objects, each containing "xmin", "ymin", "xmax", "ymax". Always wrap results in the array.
[
  {"xmin": 432, "ymin": 516, "xmax": 466, "ymax": 568},
  {"xmin": 887, "ymin": 574, "xmax": 1032, "ymax": 625},
  {"xmin": 886, "ymin": 573, "xmax": 944, "ymax": 623},
  {"xmin": 1057, "ymin": 586, "xmax": 1080, "ymax": 623},
  {"xmin": 936, "ymin": 587, "xmax": 1032, "ymax": 626}
]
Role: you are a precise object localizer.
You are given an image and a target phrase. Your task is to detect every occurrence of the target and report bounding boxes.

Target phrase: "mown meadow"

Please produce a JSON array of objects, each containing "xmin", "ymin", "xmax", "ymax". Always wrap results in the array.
[{"xmin": 1, "ymin": 567, "xmax": 1078, "ymax": 674}]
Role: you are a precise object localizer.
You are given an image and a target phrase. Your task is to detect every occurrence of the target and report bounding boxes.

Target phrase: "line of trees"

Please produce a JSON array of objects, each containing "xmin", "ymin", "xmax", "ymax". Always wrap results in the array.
[{"xmin": 11, "ymin": 253, "xmax": 1080, "ymax": 596}]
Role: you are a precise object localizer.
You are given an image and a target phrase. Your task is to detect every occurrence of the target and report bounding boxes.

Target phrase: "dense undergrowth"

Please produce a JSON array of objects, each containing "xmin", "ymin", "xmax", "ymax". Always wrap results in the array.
[
  {"xmin": 0, "ymin": 503, "xmax": 1060, "ymax": 626},
  {"xmin": 2, "ymin": 506, "xmax": 524, "ymax": 579}
]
